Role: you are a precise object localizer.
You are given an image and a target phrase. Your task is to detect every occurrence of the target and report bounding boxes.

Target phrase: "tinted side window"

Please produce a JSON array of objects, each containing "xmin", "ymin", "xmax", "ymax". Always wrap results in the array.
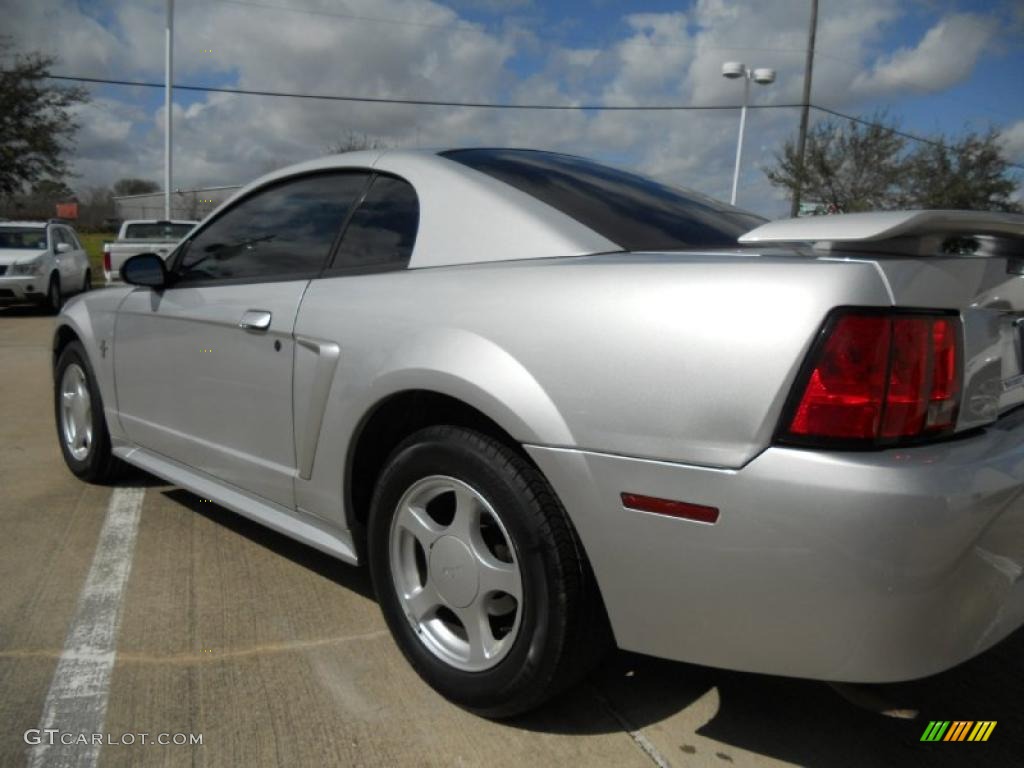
[
  {"xmin": 442, "ymin": 149, "xmax": 765, "ymax": 251},
  {"xmin": 178, "ymin": 172, "xmax": 370, "ymax": 283},
  {"xmin": 330, "ymin": 175, "xmax": 418, "ymax": 271}
]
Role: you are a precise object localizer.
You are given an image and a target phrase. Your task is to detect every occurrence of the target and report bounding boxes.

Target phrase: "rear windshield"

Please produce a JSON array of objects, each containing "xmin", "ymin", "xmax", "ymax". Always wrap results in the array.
[
  {"xmin": 0, "ymin": 228, "xmax": 47, "ymax": 249},
  {"xmin": 441, "ymin": 149, "xmax": 765, "ymax": 251},
  {"xmin": 123, "ymin": 222, "xmax": 194, "ymax": 240}
]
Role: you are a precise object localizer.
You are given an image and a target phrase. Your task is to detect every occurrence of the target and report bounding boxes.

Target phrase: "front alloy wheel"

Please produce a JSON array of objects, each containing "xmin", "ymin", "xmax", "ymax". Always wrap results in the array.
[
  {"xmin": 59, "ymin": 362, "xmax": 93, "ymax": 461},
  {"xmin": 54, "ymin": 340, "xmax": 121, "ymax": 483},
  {"xmin": 369, "ymin": 426, "xmax": 609, "ymax": 717}
]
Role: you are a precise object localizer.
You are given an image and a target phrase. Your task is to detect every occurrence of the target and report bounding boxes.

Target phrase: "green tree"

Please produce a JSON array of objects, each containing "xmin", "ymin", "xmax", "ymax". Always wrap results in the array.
[
  {"xmin": 0, "ymin": 39, "xmax": 88, "ymax": 199},
  {"xmin": 112, "ymin": 177, "xmax": 160, "ymax": 196},
  {"xmin": 765, "ymin": 113, "xmax": 1021, "ymax": 213},
  {"xmin": 901, "ymin": 129, "xmax": 1019, "ymax": 212},
  {"xmin": 765, "ymin": 112, "xmax": 906, "ymax": 212}
]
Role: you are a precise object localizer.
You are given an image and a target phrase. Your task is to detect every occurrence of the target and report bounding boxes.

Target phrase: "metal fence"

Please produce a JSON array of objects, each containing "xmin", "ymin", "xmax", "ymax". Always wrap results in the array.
[{"xmin": 113, "ymin": 186, "xmax": 240, "ymax": 221}]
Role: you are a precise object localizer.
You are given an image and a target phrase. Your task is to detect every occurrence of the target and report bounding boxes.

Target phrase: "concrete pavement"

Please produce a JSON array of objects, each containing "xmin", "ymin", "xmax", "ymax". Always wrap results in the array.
[{"xmin": 1, "ymin": 307, "xmax": 1020, "ymax": 767}]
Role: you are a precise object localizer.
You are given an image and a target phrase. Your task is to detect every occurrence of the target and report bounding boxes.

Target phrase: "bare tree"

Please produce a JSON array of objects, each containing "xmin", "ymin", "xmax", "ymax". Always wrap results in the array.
[
  {"xmin": 112, "ymin": 177, "xmax": 160, "ymax": 196},
  {"xmin": 325, "ymin": 130, "xmax": 391, "ymax": 155}
]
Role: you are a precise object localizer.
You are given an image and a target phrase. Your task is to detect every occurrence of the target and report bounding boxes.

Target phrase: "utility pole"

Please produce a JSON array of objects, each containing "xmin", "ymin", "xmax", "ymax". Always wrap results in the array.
[
  {"xmin": 790, "ymin": 0, "xmax": 818, "ymax": 218},
  {"xmin": 164, "ymin": 0, "xmax": 174, "ymax": 220}
]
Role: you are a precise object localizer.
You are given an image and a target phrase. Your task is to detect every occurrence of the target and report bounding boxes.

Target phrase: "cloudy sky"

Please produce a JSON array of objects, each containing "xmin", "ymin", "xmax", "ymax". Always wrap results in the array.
[{"xmin": 8, "ymin": 0, "xmax": 1024, "ymax": 216}]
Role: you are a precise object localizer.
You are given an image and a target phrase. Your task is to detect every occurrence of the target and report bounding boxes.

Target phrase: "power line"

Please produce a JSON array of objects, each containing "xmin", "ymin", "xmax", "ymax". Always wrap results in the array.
[
  {"xmin": 43, "ymin": 74, "xmax": 1024, "ymax": 171},
  {"xmin": 46, "ymin": 74, "xmax": 804, "ymax": 111},
  {"xmin": 198, "ymin": 1, "xmax": 1021, "ymax": 126}
]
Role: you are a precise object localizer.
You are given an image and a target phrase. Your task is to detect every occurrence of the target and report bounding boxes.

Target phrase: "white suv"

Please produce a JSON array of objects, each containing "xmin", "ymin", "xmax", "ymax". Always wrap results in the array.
[{"xmin": 0, "ymin": 220, "xmax": 92, "ymax": 313}]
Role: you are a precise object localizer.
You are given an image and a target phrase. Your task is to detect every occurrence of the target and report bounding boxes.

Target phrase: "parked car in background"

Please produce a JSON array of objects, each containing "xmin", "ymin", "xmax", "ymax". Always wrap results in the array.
[
  {"xmin": 52, "ymin": 148, "xmax": 1024, "ymax": 717},
  {"xmin": 0, "ymin": 220, "xmax": 91, "ymax": 313},
  {"xmin": 103, "ymin": 219, "xmax": 196, "ymax": 284}
]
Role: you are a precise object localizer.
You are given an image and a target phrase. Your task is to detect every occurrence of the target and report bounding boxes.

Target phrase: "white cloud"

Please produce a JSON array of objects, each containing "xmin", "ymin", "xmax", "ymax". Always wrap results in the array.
[
  {"xmin": 853, "ymin": 13, "xmax": 997, "ymax": 94},
  {"xmin": 999, "ymin": 120, "xmax": 1024, "ymax": 163},
  {"xmin": 6, "ymin": 0, "xmax": 1017, "ymax": 218}
]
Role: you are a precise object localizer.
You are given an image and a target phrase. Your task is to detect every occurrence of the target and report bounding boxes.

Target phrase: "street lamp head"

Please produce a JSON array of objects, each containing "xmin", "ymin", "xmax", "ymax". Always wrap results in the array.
[
  {"xmin": 752, "ymin": 68, "xmax": 776, "ymax": 85},
  {"xmin": 721, "ymin": 61, "xmax": 746, "ymax": 79}
]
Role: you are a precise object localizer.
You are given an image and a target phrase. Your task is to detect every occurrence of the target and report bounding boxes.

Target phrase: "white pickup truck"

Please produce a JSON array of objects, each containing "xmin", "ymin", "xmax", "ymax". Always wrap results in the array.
[{"xmin": 103, "ymin": 219, "xmax": 196, "ymax": 284}]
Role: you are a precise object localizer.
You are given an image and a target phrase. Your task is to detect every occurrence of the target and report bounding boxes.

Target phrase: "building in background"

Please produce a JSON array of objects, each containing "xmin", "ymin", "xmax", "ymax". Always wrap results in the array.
[{"xmin": 113, "ymin": 185, "xmax": 240, "ymax": 221}]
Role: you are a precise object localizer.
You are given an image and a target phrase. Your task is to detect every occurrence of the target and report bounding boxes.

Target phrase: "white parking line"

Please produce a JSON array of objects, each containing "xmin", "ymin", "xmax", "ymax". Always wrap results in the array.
[{"xmin": 27, "ymin": 487, "xmax": 145, "ymax": 768}]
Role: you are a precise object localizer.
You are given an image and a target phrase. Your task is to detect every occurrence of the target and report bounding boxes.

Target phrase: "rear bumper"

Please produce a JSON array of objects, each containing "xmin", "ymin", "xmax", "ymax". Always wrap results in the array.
[
  {"xmin": 526, "ymin": 407, "xmax": 1024, "ymax": 683},
  {"xmin": 0, "ymin": 275, "xmax": 46, "ymax": 304}
]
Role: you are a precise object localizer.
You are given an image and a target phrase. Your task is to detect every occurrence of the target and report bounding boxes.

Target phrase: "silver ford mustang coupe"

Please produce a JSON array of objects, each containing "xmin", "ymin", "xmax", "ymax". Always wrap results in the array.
[{"xmin": 53, "ymin": 148, "xmax": 1024, "ymax": 716}]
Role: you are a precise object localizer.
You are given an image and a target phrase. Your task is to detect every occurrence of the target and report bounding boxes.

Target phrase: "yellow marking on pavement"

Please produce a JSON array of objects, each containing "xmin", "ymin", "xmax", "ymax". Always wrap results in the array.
[{"xmin": 0, "ymin": 630, "xmax": 388, "ymax": 666}]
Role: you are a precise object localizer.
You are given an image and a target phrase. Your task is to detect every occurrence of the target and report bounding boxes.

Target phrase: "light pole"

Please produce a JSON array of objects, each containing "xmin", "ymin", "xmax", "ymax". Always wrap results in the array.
[{"xmin": 722, "ymin": 62, "xmax": 775, "ymax": 206}]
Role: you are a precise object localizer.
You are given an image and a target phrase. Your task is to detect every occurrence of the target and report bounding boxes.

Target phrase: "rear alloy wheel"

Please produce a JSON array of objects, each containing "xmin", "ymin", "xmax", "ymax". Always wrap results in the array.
[
  {"xmin": 368, "ymin": 426, "xmax": 609, "ymax": 717},
  {"xmin": 54, "ymin": 341, "xmax": 121, "ymax": 483},
  {"xmin": 389, "ymin": 475, "xmax": 524, "ymax": 672}
]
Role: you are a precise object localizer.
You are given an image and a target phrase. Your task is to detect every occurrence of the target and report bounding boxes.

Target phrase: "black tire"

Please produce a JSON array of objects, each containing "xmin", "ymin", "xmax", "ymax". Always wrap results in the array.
[
  {"xmin": 45, "ymin": 273, "xmax": 62, "ymax": 315},
  {"xmin": 81, "ymin": 269, "xmax": 92, "ymax": 294},
  {"xmin": 54, "ymin": 340, "xmax": 122, "ymax": 483},
  {"xmin": 368, "ymin": 425, "xmax": 610, "ymax": 717}
]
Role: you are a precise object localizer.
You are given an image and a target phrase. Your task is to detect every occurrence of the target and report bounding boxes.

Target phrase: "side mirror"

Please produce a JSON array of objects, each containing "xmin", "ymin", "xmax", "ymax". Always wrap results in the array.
[
  {"xmin": 121, "ymin": 252, "xmax": 168, "ymax": 288},
  {"xmin": 55, "ymin": 242, "xmax": 72, "ymax": 254}
]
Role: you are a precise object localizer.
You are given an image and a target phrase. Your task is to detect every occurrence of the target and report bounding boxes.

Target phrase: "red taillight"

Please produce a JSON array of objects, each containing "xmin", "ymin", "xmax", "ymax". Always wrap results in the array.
[
  {"xmin": 783, "ymin": 311, "xmax": 961, "ymax": 446},
  {"xmin": 102, "ymin": 245, "xmax": 111, "ymax": 273}
]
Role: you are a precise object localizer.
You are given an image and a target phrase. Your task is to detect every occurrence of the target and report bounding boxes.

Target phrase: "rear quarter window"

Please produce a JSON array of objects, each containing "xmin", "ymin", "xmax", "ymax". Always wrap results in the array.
[
  {"xmin": 328, "ymin": 175, "xmax": 419, "ymax": 272},
  {"xmin": 441, "ymin": 149, "xmax": 764, "ymax": 251}
]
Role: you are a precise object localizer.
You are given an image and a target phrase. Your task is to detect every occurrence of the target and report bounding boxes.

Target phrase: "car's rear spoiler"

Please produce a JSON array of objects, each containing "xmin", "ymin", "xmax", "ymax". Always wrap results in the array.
[{"xmin": 739, "ymin": 210, "xmax": 1024, "ymax": 256}]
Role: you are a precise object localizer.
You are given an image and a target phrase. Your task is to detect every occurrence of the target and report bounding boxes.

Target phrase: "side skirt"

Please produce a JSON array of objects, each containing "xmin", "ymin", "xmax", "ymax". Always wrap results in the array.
[{"xmin": 114, "ymin": 444, "xmax": 359, "ymax": 565}]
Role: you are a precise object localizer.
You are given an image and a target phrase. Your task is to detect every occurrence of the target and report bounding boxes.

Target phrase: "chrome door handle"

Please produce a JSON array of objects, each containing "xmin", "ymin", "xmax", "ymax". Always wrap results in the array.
[{"xmin": 239, "ymin": 309, "xmax": 272, "ymax": 331}]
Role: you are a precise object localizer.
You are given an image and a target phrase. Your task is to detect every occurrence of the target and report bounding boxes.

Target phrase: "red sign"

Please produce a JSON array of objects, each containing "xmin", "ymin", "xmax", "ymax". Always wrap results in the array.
[{"xmin": 55, "ymin": 202, "xmax": 79, "ymax": 219}]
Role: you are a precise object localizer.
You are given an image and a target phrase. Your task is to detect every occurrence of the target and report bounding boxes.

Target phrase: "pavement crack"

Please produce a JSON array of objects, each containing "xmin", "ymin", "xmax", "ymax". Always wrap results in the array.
[{"xmin": 587, "ymin": 684, "xmax": 673, "ymax": 768}]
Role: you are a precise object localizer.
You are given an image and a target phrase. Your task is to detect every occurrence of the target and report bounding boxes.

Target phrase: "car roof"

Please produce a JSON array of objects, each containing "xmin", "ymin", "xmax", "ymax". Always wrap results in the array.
[{"xmin": 0, "ymin": 221, "xmax": 48, "ymax": 229}]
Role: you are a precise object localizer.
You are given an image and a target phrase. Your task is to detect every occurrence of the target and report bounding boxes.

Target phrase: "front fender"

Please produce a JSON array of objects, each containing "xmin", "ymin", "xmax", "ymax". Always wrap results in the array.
[{"xmin": 55, "ymin": 288, "xmax": 134, "ymax": 442}]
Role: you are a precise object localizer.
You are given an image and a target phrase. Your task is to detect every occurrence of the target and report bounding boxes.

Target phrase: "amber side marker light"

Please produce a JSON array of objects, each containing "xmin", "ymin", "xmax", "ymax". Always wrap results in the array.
[{"xmin": 621, "ymin": 493, "xmax": 720, "ymax": 524}]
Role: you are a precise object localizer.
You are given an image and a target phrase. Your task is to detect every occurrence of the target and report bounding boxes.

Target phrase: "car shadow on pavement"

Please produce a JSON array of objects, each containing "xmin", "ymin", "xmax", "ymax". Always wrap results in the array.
[
  {"xmin": 161, "ymin": 487, "xmax": 375, "ymax": 601},
  {"xmin": 0, "ymin": 305, "xmax": 52, "ymax": 318},
  {"xmin": 159, "ymin": 485, "xmax": 1022, "ymax": 765},
  {"xmin": 517, "ymin": 628, "xmax": 1023, "ymax": 767},
  {"xmin": 117, "ymin": 465, "xmax": 172, "ymax": 487}
]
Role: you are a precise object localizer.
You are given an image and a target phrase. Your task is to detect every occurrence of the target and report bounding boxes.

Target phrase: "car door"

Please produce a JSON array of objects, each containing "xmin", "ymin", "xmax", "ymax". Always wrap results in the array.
[
  {"xmin": 292, "ymin": 173, "xmax": 420, "ymax": 523},
  {"xmin": 113, "ymin": 171, "xmax": 372, "ymax": 508}
]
